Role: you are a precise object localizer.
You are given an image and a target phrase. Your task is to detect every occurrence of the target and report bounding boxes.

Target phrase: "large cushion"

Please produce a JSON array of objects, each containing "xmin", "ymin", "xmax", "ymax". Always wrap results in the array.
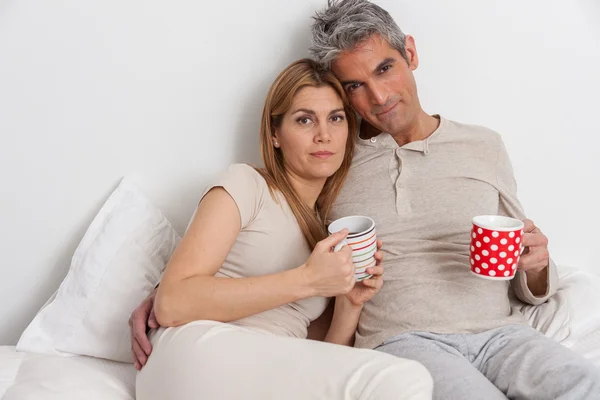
[{"xmin": 16, "ymin": 178, "xmax": 180, "ymax": 363}]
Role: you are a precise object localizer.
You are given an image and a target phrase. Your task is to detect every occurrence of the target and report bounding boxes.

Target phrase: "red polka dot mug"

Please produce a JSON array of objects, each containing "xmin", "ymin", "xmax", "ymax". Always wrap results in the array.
[{"xmin": 470, "ymin": 215, "xmax": 524, "ymax": 280}]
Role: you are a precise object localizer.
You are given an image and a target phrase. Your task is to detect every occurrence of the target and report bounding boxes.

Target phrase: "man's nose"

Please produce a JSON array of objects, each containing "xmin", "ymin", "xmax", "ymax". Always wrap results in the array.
[{"xmin": 368, "ymin": 81, "xmax": 388, "ymax": 106}]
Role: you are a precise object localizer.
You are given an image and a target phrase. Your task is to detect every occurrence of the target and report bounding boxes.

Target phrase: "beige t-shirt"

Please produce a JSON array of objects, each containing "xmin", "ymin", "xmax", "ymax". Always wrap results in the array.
[
  {"xmin": 330, "ymin": 116, "xmax": 559, "ymax": 349},
  {"xmin": 201, "ymin": 163, "xmax": 328, "ymax": 338}
]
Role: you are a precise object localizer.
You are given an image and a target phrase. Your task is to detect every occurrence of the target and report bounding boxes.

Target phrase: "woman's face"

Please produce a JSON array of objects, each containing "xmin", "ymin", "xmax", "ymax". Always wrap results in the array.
[{"xmin": 274, "ymin": 85, "xmax": 348, "ymax": 184}]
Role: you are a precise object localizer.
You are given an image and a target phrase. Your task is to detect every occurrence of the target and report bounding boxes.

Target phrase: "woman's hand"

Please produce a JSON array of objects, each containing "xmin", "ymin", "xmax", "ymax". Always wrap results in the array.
[
  {"xmin": 344, "ymin": 240, "xmax": 384, "ymax": 307},
  {"xmin": 300, "ymin": 229, "xmax": 356, "ymax": 298}
]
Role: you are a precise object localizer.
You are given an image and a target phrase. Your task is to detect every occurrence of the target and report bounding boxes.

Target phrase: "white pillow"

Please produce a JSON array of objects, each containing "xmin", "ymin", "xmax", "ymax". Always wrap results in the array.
[
  {"xmin": 16, "ymin": 178, "xmax": 180, "ymax": 363},
  {"xmin": 517, "ymin": 266, "xmax": 600, "ymax": 346}
]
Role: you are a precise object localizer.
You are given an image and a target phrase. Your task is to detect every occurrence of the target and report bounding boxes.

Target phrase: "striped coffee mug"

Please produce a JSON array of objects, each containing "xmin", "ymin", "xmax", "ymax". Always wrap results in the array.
[{"xmin": 327, "ymin": 216, "xmax": 377, "ymax": 281}]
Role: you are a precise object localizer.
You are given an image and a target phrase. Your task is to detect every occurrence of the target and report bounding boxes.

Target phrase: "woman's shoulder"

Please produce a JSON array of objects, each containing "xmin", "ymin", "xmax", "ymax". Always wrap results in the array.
[
  {"xmin": 221, "ymin": 163, "xmax": 269, "ymax": 193},
  {"xmin": 225, "ymin": 163, "xmax": 263, "ymax": 179},
  {"xmin": 209, "ymin": 164, "xmax": 273, "ymax": 228}
]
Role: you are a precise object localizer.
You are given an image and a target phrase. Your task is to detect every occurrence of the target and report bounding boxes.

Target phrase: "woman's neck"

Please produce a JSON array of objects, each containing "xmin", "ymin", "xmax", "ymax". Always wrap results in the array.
[{"xmin": 285, "ymin": 171, "xmax": 326, "ymax": 210}]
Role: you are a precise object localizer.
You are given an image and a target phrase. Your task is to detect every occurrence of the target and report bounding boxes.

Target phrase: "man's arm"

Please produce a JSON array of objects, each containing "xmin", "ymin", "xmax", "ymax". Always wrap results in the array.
[
  {"xmin": 520, "ymin": 219, "xmax": 550, "ymax": 296},
  {"xmin": 525, "ymin": 268, "xmax": 548, "ymax": 297},
  {"xmin": 513, "ymin": 218, "xmax": 559, "ymax": 304},
  {"xmin": 129, "ymin": 288, "xmax": 159, "ymax": 370},
  {"xmin": 494, "ymin": 135, "xmax": 558, "ymax": 304}
]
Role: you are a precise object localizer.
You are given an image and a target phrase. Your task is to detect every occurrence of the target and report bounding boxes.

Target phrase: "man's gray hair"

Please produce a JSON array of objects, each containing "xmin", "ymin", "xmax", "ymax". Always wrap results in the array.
[{"xmin": 310, "ymin": 0, "xmax": 408, "ymax": 69}]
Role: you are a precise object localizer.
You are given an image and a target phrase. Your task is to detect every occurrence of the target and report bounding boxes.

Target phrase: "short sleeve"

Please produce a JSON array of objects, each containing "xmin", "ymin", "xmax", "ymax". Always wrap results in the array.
[{"xmin": 201, "ymin": 164, "xmax": 268, "ymax": 229}]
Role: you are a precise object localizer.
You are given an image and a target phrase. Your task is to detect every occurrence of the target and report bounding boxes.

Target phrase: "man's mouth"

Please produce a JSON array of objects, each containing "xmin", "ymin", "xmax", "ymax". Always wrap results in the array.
[{"xmin": 376, "ymin": 101, "xmax": 399, "ymax": 117}]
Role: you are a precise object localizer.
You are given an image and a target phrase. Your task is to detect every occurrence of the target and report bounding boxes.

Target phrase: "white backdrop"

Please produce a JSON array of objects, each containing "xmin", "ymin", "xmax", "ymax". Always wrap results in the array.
[{"xmin": 1, "ymin": 0, "xmax": 598, "ymax": 345}]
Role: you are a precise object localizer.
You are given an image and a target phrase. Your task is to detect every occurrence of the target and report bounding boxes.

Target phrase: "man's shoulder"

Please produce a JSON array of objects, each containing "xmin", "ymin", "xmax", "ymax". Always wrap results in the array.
[{"xmin": 442, "ymin": 117, "xmax": 503, "ymax": 145}]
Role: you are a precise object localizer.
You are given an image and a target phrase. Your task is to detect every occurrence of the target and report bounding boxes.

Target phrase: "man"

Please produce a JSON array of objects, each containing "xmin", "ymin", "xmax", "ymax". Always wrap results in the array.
[{"xmin": 130, "ymin": 1, "xmax": 600, "ymax": 398}]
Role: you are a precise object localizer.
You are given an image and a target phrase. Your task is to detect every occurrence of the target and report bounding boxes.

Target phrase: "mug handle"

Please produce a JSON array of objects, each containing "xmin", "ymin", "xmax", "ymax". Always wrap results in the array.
[{"xmin": 333, "ymin": 238, "xmax": 348, "ymax": 252}]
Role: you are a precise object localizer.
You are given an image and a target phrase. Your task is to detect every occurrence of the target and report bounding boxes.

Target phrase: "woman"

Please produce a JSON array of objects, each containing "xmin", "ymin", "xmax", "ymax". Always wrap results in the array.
[{"xmin": 136, "ymin": 59, "xmax": 433, "ymax": 399}]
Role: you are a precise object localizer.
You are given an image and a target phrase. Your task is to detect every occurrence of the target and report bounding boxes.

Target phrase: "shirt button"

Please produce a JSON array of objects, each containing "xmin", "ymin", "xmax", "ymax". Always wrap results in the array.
[{"xmin": 370, "ymin": 137, "xmax": 377, "ymax": 143}]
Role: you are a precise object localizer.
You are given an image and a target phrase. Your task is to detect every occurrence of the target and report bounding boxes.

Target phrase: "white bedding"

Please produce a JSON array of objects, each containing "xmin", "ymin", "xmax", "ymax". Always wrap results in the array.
[
  {"xmin": 0, "ymin": 346, "xmax": 135, "ymax": 399},
  {"xmin": 1, "ymin": 268, "xmax": 599, "ymax": 399},
  {"xmin": 518, "ymin": 267, "xmax": 600, "ymax": 366},
  {"xmin": 1, "ymin": 330, "xmax": 598, "ymax": 399}
]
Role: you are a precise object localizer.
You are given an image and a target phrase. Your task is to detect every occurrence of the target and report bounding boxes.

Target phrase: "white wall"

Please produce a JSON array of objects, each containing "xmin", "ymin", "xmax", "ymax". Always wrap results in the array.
[{"xmin": 1, "ymin": 0, "xmax": 598, "ymax": 345}]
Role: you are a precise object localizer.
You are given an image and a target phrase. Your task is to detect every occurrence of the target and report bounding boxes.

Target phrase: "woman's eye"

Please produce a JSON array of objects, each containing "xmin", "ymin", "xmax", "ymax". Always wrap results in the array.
[
  {"xmin": 297, "ymin": 117, "xmax": 312, "ymax": 125},
  {"xmin": 330, "ymin": 115, "xmax": 345, "ymax": 122}
]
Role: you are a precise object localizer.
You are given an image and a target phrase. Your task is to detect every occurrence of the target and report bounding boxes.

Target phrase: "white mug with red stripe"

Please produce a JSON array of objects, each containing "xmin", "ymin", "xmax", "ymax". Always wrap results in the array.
[{"xmin": 327, "ymin": 216, "xmax": 377, "ymax": 282}]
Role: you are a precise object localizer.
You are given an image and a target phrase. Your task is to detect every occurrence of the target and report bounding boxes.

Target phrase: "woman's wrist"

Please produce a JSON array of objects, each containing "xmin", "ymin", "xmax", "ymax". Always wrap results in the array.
[
  {"xmin": 324, "ymin": 296, "xmax": 362, "ymax": 346},
  {"xmin": 290, "ymin": 264, "xmax": 319, "ymax": 299},
  {"xmin": 335, "ymin": 294, "xmax": 363, "ymax": 313}
]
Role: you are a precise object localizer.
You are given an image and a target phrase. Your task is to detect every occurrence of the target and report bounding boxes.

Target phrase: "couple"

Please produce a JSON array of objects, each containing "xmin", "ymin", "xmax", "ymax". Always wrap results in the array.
[{"xmin": 133, "ymin": 1, "xmax": 600, "ymax": 399}]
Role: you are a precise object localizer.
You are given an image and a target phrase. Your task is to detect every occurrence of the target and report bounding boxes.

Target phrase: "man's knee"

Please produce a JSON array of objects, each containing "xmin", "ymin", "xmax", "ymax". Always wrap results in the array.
[
  {"xmin": 528, "ymin": 353, "xmax": 600, "ymax": 399},
  {"xmin": 564, "ymin": 360, "xmax": 600, "ymax": 395}
]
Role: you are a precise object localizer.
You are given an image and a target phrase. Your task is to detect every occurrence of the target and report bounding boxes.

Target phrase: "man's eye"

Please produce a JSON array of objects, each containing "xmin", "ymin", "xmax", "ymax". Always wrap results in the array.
[
  {"xmin": 347, "ymin": 83, "xmax": 362, "ymax": 92},
  {"xmin": 380, "ymin": 65, "xmax": 392, "ymax": 73}
]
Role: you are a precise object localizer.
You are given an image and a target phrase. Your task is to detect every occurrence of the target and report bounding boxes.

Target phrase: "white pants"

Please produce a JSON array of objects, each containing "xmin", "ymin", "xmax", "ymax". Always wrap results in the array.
[{"xmin": 136, "ymin": 321, "xmax": 433, "ymax": 400}]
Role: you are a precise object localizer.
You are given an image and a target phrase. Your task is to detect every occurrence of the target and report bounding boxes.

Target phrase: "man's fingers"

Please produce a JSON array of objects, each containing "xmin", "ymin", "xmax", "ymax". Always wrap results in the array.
[
  {"xmin": 522, "ymin": 232, "xmax": 548, "ymax": 248},
  {"xmin": 132, "ymin": 337, "xmax": 148, "ymax": 367},
  {"xmin": 376, "ymin": 240, "xmax": 383, "ymax": 250},
  {"xmin": 130, "ymin": 335, "xmax": 140, "ymax": 370},
  {"xmin": 132, "ymin": 316, "xmax": 152, "ymax": 355},
  {"xmin": 148, "ymin": 309, "xmax": 159, "ymax": 329},
  {"xmin": 522, "ymin": 219, "xmax": 536, "ymax": 233},
  {"xmin": 519, "ymin": 248, "xmax": 549, "ymax": 270}
]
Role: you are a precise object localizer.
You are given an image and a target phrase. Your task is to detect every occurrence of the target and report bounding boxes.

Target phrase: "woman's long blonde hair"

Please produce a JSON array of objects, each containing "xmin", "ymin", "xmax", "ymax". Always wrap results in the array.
[{"xmin": 255, "ymin": 59, "xmax": 356, "ymax": 250}]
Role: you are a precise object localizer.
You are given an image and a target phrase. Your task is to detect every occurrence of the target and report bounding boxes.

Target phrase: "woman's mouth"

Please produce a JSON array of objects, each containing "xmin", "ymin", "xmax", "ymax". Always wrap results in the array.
[{"xmin": 310, "ymin": 151, "xmax": 334, "ymax": 159}]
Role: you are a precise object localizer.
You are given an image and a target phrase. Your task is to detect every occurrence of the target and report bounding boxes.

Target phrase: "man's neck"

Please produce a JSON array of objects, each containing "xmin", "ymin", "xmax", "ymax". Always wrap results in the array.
[
  {"xmin": 391, "ymin": 112, "xmax": 440, "ymax": 147},
  {"xmin": 360, "ymin": 111, "xmax": 440, "ymax": 147}
]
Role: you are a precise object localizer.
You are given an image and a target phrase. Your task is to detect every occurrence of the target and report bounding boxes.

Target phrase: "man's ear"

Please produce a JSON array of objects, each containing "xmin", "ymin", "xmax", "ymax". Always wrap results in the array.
[{"xmin": 404, "ymin": 35, "xmax": 419, "ymax": 71}]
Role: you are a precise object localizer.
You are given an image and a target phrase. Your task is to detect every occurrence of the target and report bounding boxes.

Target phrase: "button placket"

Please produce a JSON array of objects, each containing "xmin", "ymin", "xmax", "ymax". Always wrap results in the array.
[{"xmin": 394, "ymin": 149, "xmax": 411, "ymax": 214}]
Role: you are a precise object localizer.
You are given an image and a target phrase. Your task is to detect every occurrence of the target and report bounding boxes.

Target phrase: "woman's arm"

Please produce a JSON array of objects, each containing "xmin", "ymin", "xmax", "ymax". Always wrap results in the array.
[
  {"xmin": 324, "ymin": 296, "xmax": 363, "ymax": 346},
  {"xmin": 155, "ymin": 187, "xmax": 355, "ymax": 327},
  {"xmin": 322, "ymin": 244, "xmax": 385, "ymax": 347},
  {"xmin": 307, "ymin": 297, "xmax": 362, "ymax": 346}
]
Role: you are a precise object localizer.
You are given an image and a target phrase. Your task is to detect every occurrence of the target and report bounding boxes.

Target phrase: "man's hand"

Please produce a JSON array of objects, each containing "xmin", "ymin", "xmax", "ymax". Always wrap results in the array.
[
  {"xmin": 519, "ymin": 219, "xmax": 550, "ymax": 296},
  {"xmin": 129, "ymin": 288, "xmax": 159, "ymax": 370}
]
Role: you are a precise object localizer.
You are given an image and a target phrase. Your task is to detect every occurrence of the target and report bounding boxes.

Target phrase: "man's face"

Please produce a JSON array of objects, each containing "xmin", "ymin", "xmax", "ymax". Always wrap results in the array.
[{"xmin": 331, "ymin": 34, "xmax": 420, "ymax": 136}]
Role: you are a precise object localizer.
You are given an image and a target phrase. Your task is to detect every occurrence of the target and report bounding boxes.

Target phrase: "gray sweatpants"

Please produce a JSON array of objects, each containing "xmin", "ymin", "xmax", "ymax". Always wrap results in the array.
[{"xmin": 376, "ymin": 324, "xmax": 600, "ymax": 400}]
